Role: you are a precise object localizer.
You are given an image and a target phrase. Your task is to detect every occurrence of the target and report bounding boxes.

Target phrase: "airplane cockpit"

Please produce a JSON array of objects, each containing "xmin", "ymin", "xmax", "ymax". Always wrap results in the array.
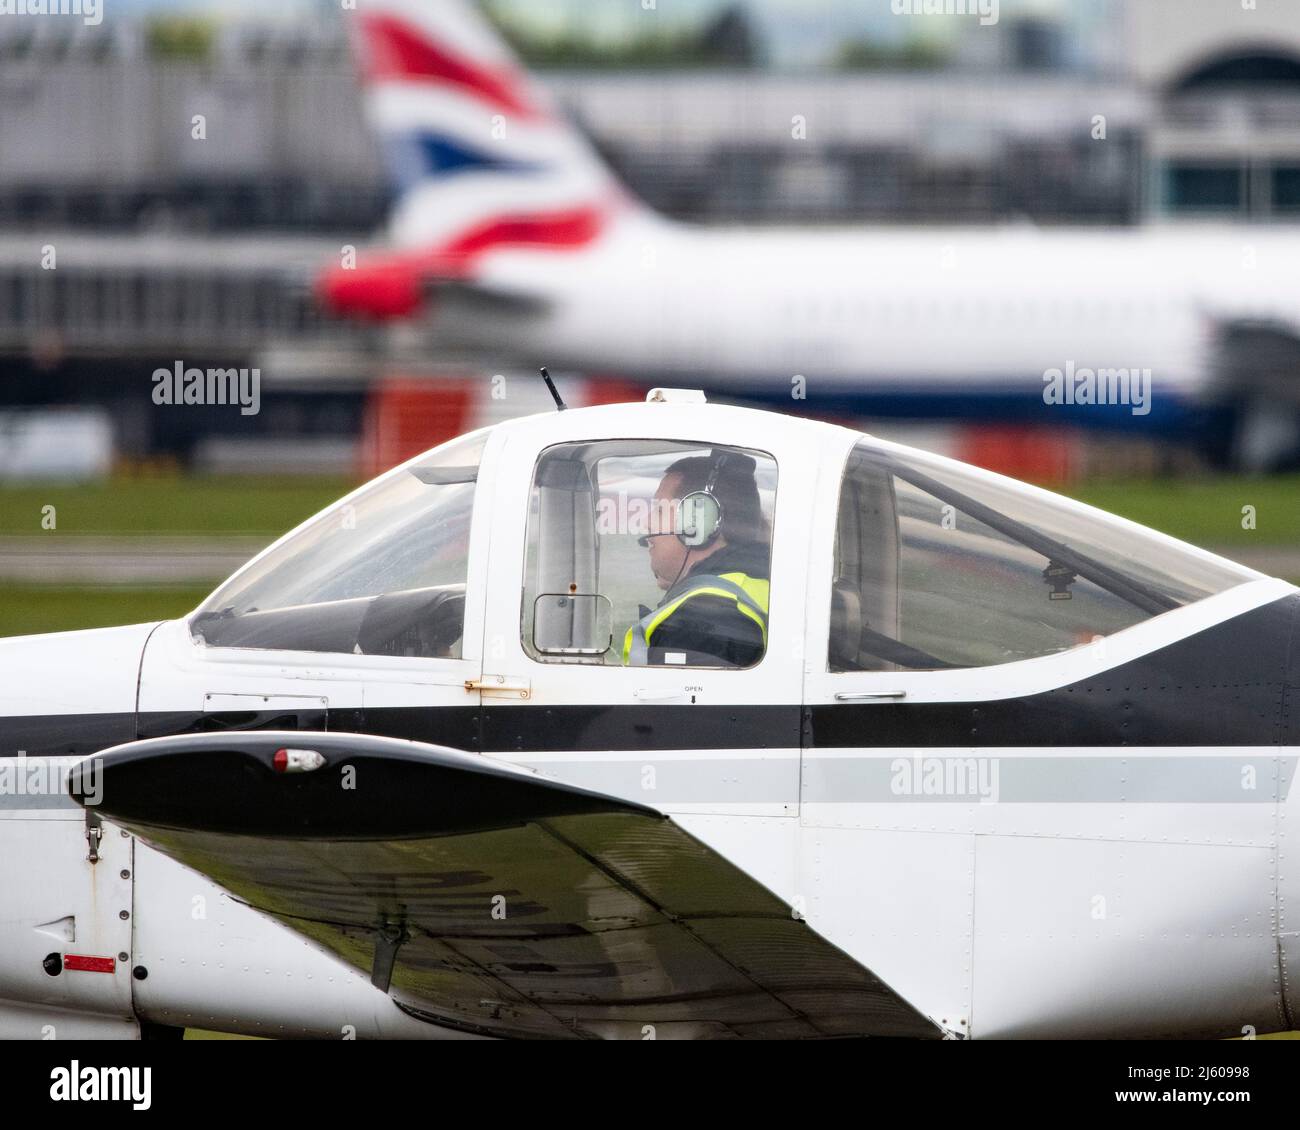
[{"xmin": 187, "ymin": 395, "xmax": 1255, "ymax": 682}]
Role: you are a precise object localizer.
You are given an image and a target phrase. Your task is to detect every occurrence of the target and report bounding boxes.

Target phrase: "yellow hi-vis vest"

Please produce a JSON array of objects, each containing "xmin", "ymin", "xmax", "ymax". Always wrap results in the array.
[{"xmin": 622, "ymin": 571, "xmax": 770, "ymax": 665}]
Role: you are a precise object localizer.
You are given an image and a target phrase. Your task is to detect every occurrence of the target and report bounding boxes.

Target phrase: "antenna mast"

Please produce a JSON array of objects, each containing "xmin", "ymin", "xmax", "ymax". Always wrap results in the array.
[{"xmin": 538, "ymin": 367, "xmax": 567, "ymax": 411}]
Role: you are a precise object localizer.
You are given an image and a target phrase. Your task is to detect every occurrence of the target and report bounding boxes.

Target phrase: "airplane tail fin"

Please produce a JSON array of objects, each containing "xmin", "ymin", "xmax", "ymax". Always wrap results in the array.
[
  {"xmin": 355, "ymin": 0, "xmax": 632, "ymax": 234},
  {"xmin": 322, "ymin": 0, "xmax": 651, "ymax": 318}
]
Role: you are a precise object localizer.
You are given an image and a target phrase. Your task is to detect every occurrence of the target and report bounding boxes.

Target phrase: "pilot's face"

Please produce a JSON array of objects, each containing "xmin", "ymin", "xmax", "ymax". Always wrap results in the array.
[{"xmin": 647, "ymin": 473, "xmax": 689, "ymax": 590}]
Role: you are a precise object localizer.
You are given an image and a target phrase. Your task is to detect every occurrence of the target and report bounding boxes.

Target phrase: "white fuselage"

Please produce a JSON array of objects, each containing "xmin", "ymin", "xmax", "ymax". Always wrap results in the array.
[{"xmin": 446, "ymin": 216, "xmax": 1300, "ymax": 406}]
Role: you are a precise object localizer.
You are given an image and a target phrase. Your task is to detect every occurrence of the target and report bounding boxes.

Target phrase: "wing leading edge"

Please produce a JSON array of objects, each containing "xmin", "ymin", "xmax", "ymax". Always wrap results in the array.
[{"xmin": 70, "ymin": 731, "xmax": 941, "ymax": 1040}]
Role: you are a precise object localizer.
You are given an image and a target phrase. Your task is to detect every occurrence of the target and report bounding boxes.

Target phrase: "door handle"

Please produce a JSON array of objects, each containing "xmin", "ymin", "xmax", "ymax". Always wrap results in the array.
[
  {"xmin": 465, "ymin": 675, "xmax": 531, "ymax": 700},
  {"xmin": 634, "ymin": 688, "xmax": 686, "ymax": 702},
  {"xmin": 833, "ymin": 690, "xmax": 907, "ymax": 701}
]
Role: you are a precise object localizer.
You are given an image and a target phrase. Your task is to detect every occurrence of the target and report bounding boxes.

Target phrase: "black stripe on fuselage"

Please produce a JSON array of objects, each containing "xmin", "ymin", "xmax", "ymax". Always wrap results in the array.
[
  {"xmin": 811, "ymin": 591, "xmax": 1299, "ymax": 750},
  {"xmin": 3, "ymin": 593, "xmax": 1297, "ymax": 757},
  {"xmin": 0, "ymin": 711, "xmax": 136, "ymax": 758}
]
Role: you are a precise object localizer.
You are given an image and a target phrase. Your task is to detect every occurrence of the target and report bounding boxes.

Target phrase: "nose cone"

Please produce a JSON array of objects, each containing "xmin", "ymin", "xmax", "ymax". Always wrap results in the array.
[{"xmin": 0, "ymin": 621, "xmax": 159, "ymax": 756}]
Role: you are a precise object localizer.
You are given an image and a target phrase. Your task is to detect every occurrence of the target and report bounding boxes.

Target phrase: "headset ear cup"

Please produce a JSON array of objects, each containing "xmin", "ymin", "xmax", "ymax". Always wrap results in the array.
[{"xmin": 677, "ymin": 491, "xmax": 722, "ymax": 548}]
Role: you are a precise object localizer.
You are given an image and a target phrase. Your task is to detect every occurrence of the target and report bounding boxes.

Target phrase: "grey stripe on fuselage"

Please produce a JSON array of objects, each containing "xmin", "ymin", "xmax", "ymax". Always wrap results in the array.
[
  {"xmin": 506, "ymin": 749, "xmax": 1295, "ymax": 805},
  {"xmin": 0, "ymin": 755, "xmax": 93, "ymax": 810}
]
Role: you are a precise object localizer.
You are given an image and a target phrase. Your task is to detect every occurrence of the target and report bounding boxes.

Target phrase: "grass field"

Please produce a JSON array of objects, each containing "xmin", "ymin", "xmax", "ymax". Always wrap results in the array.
[
  {"xmin": 0, "ymin": 586, "xmax": 212, "ymax": 637},
  {"xmin": 0, "ymin": 476, "xmax": 352, "ymax": 636},
  {"xmin": 0, "ymin": 476, "xmax": 352, "ymax": 538},
  {"xmin": 1068, "ymin": 475, "xmax": 1300, "ymax": 547}
]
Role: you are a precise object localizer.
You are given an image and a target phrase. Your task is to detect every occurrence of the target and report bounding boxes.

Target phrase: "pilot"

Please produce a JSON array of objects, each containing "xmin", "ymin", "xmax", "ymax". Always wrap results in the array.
[{"xmin": 623, "ymin": 451, "xmax": 770, "ymax": 668}]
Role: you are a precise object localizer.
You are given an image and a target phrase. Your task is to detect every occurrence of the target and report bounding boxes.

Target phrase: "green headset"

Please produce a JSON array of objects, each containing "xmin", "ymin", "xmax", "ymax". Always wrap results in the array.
[{"xmin": 676, "ymin": 452, "xmax": 729, "ymax": 549}]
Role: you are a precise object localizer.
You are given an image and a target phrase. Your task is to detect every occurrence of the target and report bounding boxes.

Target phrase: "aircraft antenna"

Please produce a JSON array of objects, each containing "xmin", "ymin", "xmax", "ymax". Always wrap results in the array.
[{"xmin": 538, "ymin": 366, "xmax": 567, "ymax": 411}]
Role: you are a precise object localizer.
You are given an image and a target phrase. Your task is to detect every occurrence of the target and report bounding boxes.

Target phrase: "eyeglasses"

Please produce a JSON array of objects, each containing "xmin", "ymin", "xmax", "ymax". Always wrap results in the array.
[{"xmin": 636, "ymin": 532, "xmax": 675, "ymax": 549}]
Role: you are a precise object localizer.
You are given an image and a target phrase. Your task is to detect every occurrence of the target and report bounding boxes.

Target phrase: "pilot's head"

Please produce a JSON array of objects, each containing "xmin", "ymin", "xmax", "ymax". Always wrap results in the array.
[{"xmin": 643, "ymin": 452, "xmax": 764, "ymax": 590}]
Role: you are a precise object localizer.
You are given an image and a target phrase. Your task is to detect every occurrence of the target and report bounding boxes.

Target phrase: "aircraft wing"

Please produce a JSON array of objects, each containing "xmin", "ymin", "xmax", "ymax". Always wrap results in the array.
[{"xmin": 70, "ymin": 731, "xmax": 941, "ymax": 1040}]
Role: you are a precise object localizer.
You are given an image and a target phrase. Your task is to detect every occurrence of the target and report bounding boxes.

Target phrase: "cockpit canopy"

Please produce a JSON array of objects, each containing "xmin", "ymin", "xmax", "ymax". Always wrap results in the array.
[
  {"xmin": 827, "ymin": 438, "xmax": 1253, "ymax": 670},
  {"xmin": 191, "ymin": 429, "xmax": 487, "ymax": 659},
  {"xmin": 188, "ymin": 410, "xmax": 1256, "ymax": 672}
]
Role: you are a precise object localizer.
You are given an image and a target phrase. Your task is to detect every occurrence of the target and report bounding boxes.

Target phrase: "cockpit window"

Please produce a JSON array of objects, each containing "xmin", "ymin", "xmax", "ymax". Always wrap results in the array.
[
  {"xmin": 829, "ymin": 437, "xmax": 1255, "ymax": 671},
  {"xmin": 522, "ymin": 440, "xmax": 777, "ymax": 669},
  {"xmin": 191, "ymin": 430, "xmax": 487, "ymax": 658}
]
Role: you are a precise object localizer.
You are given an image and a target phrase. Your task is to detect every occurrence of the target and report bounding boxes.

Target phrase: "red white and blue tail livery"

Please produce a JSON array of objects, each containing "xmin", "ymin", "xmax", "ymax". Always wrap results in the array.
[{"xmin": 320, "ymin": 0, "xmax": 643, "ymax": 319}]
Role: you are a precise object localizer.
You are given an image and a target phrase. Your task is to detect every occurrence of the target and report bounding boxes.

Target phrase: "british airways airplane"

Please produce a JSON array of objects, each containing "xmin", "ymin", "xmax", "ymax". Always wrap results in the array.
[{"xmin": 317, "ymin": 0, "xmax": 1300, "ymax": 467}]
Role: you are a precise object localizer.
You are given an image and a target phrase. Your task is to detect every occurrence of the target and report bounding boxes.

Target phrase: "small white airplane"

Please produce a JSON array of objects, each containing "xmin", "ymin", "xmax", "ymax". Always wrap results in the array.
[
  {"xmin": 1, "ymin": 389, "xmax": 1297, "ymax": 1039},
  {"xmin": 317, "ymin": 0, "xmax": 1300, "ymax": 466}
]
